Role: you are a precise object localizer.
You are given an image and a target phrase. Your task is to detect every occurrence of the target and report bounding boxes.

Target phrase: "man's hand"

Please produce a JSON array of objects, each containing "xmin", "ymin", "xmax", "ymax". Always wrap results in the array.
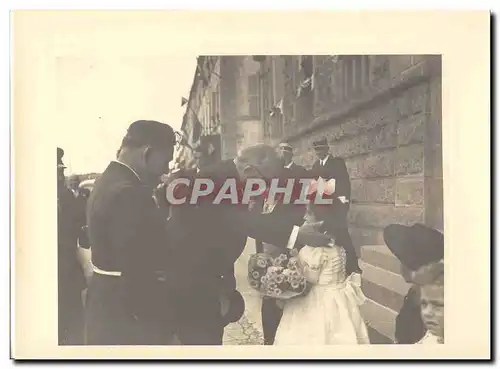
[{"xmin": 296, "ymin": 221, "xmax": 333, "ymax": 247}]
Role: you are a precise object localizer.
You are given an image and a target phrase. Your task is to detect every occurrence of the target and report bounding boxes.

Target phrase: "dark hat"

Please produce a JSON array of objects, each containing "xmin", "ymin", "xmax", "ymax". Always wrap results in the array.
[
  {"xmin": 383, "ymin": 223, "xmax": 444, "ymax": 271},
  {"xmin": 222, "ymin": 290, "xmax": 245, "ymax": 326},
  {"xmin": 278, "ymin": 142, "xmax": 293, "ymax": 152},
  {"xmin": 57, "ymin": 147, "xmax": 66, "ymax": 168},
  {"xmin": 123, "ymin": 120, "xmax": 176, "ymax": 149},
  {"xmin": 312, "ymin": 137, "xmax": 329, "ymax": 149}
]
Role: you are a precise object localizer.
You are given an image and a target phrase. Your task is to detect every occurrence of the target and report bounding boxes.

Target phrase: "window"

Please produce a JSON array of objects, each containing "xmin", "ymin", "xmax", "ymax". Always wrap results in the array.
[
  {"xmin": 211, "ymin": 91, "xmax": 218, "ymax": 118},
  {"xmin": 296, "ymin": 56, "xmax": 314, "ymax": 123},
  {"xmin": 211, "ymin": 91, "xmax": 220, "ymax": 131},
  {"xmin": 300, "ymin": 56, "xmax": 313, "ymax": 79},
  {"xmin": 248, "ymin": 74, "xmax": 260, "ymax": 118},
  {"xmin": 341, "ymin": 55, "xmax": 370, "ymax": 99},
  {"xmin": 192, "ymin": 110, "xmax": 201, "ymax": 143}
]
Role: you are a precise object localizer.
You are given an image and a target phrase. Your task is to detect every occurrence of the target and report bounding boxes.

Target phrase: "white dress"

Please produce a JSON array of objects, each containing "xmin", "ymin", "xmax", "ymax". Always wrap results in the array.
[
  {"xmin": 417, "ymin": 331, "xmax": 443, "ymax": 344},
  {"xmin": 274, "ymin": 245, "xmax": 370, "ymax": 345}
]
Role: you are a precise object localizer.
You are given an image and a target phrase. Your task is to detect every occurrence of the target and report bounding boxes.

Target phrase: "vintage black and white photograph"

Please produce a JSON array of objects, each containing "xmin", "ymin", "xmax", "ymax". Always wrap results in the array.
[
  {"xmin": 12, "ymin": 11, "xmax": 490, "ymax": 359},
  {"xmin": 56, "ymin": 53, "xmax": 444, "ymax": 346}
]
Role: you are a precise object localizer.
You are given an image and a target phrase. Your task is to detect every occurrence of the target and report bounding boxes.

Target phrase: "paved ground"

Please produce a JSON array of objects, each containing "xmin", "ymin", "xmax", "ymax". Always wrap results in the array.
[
  {"xmin": 223, "ymin": 238, "xmax": 265, "ymax": 345},
  {"xmin": 79, "ymin": 238, "xmax": 382, "ymax": 345},
  {"xmin": 223, "ymin": 314, "xmax": 263, "ymax": 345}
]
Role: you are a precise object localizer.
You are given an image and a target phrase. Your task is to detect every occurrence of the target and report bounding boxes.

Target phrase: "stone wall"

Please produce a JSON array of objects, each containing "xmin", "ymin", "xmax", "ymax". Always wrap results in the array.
[
  {"xmin": 283, "ymin": 55, "xmax": 442, "ymax": 342},
  {"xmin": 285, "ymin": 56, "xmax": 443, "ymax": 248}
]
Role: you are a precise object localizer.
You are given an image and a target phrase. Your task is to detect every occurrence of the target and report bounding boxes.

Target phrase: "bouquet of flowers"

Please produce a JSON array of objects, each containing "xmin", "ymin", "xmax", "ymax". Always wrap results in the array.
[{"xmin": 247, "ymin": 251, "xmax": 309, "ymax": 299}]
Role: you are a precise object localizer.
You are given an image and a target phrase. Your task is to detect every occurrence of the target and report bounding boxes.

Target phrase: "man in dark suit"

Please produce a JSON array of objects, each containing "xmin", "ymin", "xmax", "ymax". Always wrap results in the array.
[
  {"xmin": 311, "ymin": 137, "xmax": 361, "ymax": 275},
  {"xmin": 85, "ymin": 120, "xmax": 180, "ymax": 345},
  {"xmin": 171, "ymin": 144, "xmax": 332, "ymax": 345},
  {"xmin": 57, "ymin": 147, "xmax": 86, "ymax": 345},
  {"xmin": 259, "ymin": 142, "xmax": 309, "ymax": 345},
  {"xmin": 383, "ymin": 223, "xmax": 444, "ymax": 344}
]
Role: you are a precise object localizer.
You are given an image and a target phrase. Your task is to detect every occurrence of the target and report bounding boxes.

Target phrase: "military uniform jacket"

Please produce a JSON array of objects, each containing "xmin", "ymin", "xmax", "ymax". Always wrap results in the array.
[
  {"xmin": 86, "ymin": 161, "xmax": 177, "ymax": 323},
  {"xmin": 171, "ymin": 160, "xmax": 302, "ymax": 295},
  {"xmin": 256, "ymin": 162, "xmax": 309, "ymax": 254}
]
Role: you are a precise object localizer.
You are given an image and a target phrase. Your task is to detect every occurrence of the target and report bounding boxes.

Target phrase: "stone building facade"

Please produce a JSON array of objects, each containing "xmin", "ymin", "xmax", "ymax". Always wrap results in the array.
[
  {"xmin": 180, "ymin": 55, "xmax": 443, "ymax": 343},
  {"xmin": 178, "ymin": 56, "xmax": 223, "ymax": 165}
]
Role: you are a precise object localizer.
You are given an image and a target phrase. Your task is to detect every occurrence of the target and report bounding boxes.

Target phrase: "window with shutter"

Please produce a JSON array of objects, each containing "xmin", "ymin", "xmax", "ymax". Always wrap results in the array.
[
  {"xmin": 248, "ymin": 74, "xmax": 260, "ymax": 118},
  {"xmin": 301, "ymin": 56, "xmax": 313, "ymax": 79}
]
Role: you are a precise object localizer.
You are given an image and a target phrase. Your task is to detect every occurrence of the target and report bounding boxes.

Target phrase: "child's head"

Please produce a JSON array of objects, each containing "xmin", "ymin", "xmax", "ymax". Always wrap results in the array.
[{"xmin": 413, "ymin": 260, "xmax": 444, "ymax": 340}]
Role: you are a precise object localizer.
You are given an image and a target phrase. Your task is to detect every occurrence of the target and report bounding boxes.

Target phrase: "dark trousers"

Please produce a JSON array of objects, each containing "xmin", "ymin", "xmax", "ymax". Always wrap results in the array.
[
  {"xmin": 176, "ymin": 294, "xmax": 225, "ymax": 345},
  {"xmin": 176, "ymin": 319, "xmax": 224, "ymax": 345},
  {"xmin": 84, "ymin": 273, "xmax": 175, "ymax": 345},
  {"xmin": 261, "ymin": 297, "xmax": 283, "ymax": 345},
  {"xmin": 59, "ymin": 287, "xmax": 84, "ymax": 345}
]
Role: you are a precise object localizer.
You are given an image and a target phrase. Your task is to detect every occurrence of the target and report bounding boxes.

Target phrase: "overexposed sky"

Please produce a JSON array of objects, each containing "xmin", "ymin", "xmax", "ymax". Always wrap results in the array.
[
  {"xmin": 47, "ymin": 14, "xmax": 197, "ymax": 175},
  {"xmin": 57, "ymin": 55, "xmax": 196, "ymax": 174}
]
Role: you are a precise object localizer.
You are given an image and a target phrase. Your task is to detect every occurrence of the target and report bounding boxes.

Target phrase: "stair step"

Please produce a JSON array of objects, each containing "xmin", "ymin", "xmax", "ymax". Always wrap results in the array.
[
  {"xmin": 362, "ymin": 279, "xmax": 406, "ymax": 314},
  {"xmin": 367, "ymin": 325, "xmax": 394, "ymax": 344},
  {"xmin": 360, "ymin": 298, "xmax": 398, "ymax": 342},
  {"xmin": 360, "ymin": 261, "xmax": 410, "ymax": 296},
  {"xmin": 360, "ymin": 244, "xmax": 402, "ymax": 275},
  {"xmin": 358, "ymin": 247, "xmax": 410, "ymax": 343}
]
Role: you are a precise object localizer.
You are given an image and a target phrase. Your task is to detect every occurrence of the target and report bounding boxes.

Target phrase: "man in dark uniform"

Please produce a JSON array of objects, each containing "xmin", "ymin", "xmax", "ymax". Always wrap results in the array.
[
  {"xmin": 85, "ymin": 120, "xmax": 179, "ymax": 345},
  {"xmin": 259, "ymin": 142, "xmax": 309, "ymax": 345},
  {"xmin": 383, "ymin": 223, "xmax": 444, "ymax": 344},
  {"xmin": 57, "ymin": 147, "xmax": 86, "ymax": 345},
  {"xmin": 169, "ymin": 144, "xmax": 332, "ymax": 345},
  {"xmin": 310, "ymin": 137, "xmax": 361, "ymax": 275}
]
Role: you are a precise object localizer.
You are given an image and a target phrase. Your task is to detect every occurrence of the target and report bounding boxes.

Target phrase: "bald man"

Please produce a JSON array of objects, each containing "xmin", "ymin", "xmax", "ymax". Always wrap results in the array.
[{"xmin": 172, "ymin": 144, "xmax": 332, "ymax": 345}]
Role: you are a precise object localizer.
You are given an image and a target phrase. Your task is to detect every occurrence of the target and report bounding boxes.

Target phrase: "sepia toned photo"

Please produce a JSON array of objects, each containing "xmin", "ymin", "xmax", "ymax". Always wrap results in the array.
[
  {"xmin": 56, "ymin": 54, "xmax": 444, "ymax": 347},
  {"xmin": 13, "ymin": 11, "xmax": 490, "ymax": 360}
]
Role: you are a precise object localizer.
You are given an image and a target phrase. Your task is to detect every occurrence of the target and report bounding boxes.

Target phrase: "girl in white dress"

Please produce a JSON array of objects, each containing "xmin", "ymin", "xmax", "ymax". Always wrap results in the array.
[{"xmin": 273, "ymin": 202, "xmax": 370, "ymax": 345}]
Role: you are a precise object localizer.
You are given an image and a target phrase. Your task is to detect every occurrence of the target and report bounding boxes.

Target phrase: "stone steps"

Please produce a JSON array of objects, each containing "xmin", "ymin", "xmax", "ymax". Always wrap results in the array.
[{"xmin": 359, "ymin": 244, "xmax": 411, "ymax": 344}]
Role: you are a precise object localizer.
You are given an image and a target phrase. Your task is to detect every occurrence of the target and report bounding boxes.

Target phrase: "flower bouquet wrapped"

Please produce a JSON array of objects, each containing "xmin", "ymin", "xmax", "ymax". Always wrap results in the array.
[{"xmin": 247, "ymin": 251, "xmax": 309, "ymax": 300}]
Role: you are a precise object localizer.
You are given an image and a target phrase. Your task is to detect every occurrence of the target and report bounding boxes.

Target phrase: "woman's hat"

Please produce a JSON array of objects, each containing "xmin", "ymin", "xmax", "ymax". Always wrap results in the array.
[
  {"xmin": 383, "ymin": 223, "xmax": 444, "ymax": 272},
  {"xmin": 312, "ymin": 137, "xmax": 329, "ymax": 149}
]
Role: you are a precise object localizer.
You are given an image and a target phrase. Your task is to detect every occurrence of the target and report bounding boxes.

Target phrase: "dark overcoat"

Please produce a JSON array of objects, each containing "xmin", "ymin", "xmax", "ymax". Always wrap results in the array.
[
  {"xmin": 171, "ymin": 160, "xmax": 303, "ymax": 344},
  {"xmin": 311, "ymin": 155, "xmax": 361, "ymax": 274},
  {"xmin": 85, "ymin": 161, "xmax": 178, "ymax": 345}
]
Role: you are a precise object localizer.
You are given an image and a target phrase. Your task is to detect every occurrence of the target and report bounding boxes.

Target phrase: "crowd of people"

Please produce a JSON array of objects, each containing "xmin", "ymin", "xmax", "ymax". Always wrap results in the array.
[{"xmin": 57, "ymin": 119, "xmax": 444, "ymax": 346}]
